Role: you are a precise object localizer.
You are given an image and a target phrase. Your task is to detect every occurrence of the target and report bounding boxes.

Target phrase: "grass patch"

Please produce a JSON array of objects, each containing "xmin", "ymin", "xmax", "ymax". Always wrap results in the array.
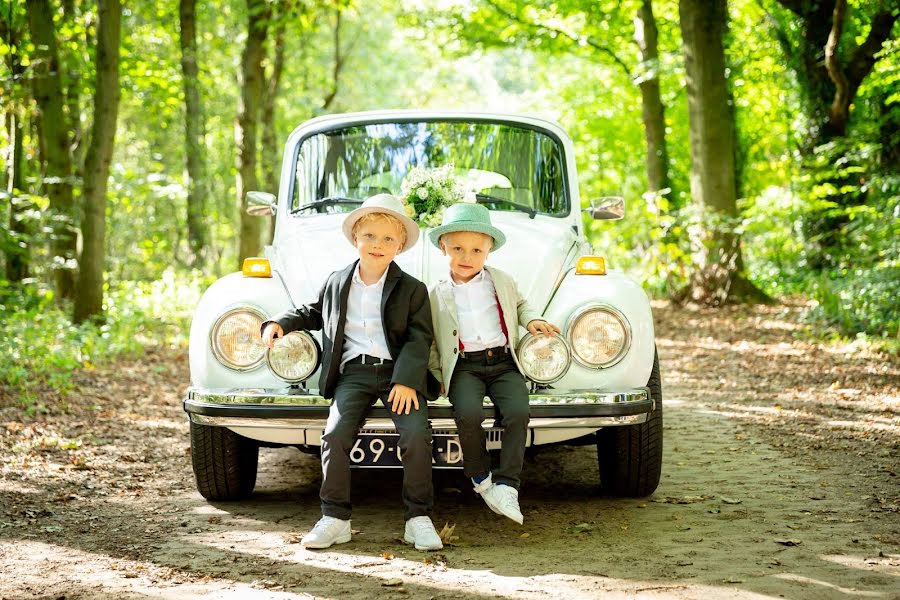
[{"xmin": 0, "ymin": 269, "xmax": 203, "ymax": 414}]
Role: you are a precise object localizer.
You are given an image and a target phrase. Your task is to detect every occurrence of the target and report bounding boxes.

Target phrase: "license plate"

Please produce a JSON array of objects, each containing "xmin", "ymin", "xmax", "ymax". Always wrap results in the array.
[{"xmin": 349, "ymin": 434, "xmax": 464, "ymax": 468}]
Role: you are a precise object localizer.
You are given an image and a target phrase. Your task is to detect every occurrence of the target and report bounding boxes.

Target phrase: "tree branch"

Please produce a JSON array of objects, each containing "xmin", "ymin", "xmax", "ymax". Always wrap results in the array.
[
  {"xmin": 482, "ymin": 0, "xmax": 632, "ymax": 77},
  {"xmin": 824, "ymin": 0, "xmax": 849, "ymax": 130},
  {"xmin": 322, "ymin": 7, "xmax": 343, "ymax": 110}
]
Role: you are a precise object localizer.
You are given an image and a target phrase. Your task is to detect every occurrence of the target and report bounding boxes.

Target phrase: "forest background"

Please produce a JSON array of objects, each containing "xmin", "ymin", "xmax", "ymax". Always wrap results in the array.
[{"xmin": 1, "ymin": 0, "xmax": 898, "ymax": 413}]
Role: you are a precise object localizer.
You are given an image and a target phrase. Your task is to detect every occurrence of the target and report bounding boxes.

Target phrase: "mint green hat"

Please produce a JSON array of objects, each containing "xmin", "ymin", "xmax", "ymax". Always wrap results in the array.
[{"xmin": 428, "ymin": 203, "xmax": 506, "ymax": 251}]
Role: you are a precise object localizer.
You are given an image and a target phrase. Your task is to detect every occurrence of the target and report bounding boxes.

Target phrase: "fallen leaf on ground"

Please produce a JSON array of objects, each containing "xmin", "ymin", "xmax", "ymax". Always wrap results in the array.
[
  {"xmin": 571, "ymin": 522, "xmax": 594, "ymax": 533},
  {"xmin": 438, "ymin": 522, "xmax": 456, "ymax": 544}
]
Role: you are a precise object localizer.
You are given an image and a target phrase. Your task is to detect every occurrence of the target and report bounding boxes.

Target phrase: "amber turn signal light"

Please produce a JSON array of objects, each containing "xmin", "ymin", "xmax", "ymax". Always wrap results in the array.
[
  {"xmin": 575, "ymin": 256, "xmax": 606, "ymax": 275},
  {"xmin": 242, "ymin": 257, "xmax": 272, "ymax": 278}
]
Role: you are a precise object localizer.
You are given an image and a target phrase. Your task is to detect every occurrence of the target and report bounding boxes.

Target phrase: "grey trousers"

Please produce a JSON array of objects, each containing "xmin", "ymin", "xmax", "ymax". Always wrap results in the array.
[
  {"xmin": 448, "ymin": 353, "xmax": 530, "ymax": 489},
  {"xmin": 319, "ymin": 362, "xmax": 434, "ymax": 521}
]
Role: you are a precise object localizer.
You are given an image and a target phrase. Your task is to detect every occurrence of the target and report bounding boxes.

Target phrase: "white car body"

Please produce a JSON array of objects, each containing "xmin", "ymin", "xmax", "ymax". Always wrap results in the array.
[{"xmin": 185, "ymin": 111, "xmax": 660, "ymax": 495}]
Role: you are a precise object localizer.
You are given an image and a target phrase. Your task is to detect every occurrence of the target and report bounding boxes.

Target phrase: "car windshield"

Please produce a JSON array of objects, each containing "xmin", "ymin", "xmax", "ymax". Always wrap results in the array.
[{"xmin": 291, "ymin": 120, "xmax": 568, "ymax": 217}]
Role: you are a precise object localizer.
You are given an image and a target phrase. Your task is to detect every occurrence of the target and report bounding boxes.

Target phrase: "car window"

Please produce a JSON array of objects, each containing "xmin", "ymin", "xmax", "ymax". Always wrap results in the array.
[{"xmin": 291, "ymin": 120, "xmax": 568, "ymax": 217}]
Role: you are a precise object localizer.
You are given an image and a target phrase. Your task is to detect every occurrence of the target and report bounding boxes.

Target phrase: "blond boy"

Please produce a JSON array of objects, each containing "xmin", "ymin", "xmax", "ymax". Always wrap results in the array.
[
  {"xmin": 261, "ymin": 194, "xmax": 442, "ymax": 550},
  {"xmin": 428, "ymin": 203, "xmax": 559, "ymax": 524}
]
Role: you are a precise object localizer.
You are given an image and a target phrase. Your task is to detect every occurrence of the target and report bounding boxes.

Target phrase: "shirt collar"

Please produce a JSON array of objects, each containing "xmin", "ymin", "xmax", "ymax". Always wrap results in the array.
[
  {"xmin": 449, "ymin": 268, "xmax": 487, "ymax": 288},
  {"xmin": 353, "ymin": 263, "xmax": 389, "ymax": 287}
]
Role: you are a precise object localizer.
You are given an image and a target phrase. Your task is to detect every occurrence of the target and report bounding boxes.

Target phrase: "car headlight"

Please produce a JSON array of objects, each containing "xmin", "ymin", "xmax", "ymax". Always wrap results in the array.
[
  {"xmin": 267, "ymin": 331, "xmax": 321, "ymax": 383},
  {"xmin": 566, "ymin": 304, "xmax": 631, "ymax": 368},
  {"xmin": 516, "ymin": 333, "xmax": 571, "ymax": 384},
  {"xmin": 210, "ymin": 307, "xmax": 267, "ymax": 371}
]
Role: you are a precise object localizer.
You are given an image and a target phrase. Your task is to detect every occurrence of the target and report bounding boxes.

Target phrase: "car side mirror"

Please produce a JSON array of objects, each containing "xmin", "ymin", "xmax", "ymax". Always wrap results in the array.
[
  {"xmin": 584, "ymin": 196, "xmax": 625, "ymax": 220},
  {"xmin": 246, "ymin": 191, "xmax": 277, "ymax": 216}
]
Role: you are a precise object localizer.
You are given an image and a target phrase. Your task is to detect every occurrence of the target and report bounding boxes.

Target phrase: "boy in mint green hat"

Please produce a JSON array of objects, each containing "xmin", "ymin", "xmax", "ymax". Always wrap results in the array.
[{"xmin": 427, "ymin": 202, "xmax": 560, "ymax": 524}]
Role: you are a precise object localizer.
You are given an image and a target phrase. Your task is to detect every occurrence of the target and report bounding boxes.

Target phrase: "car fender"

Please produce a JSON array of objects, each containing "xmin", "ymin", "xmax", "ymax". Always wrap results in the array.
[
  {"xmin": 538, "ymin": 268, "xmax": 655, "ymax": 391},
  {"xmin": 189, "ymin": 271, "xmax": 316, "ymax": 389}
]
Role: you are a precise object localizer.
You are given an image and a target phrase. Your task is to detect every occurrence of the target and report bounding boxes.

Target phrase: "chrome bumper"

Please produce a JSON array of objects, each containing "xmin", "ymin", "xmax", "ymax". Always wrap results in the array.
[{"xmin": 183, "ymin": 386, "xmax": 653, "ymax": 429}]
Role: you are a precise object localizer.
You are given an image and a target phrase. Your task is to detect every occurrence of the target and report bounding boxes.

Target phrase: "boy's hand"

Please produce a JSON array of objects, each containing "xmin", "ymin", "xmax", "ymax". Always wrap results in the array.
[
  {"xmin": 261, "ymin": 322, "xmax": 284, "ymax": 349},
  {"xmin": 527, "ymin": 319, "xmax": 561, "ymax": 337},
  {"xmin": 388, "ymin": 384, "xmax": 419, "ymax": 414}
]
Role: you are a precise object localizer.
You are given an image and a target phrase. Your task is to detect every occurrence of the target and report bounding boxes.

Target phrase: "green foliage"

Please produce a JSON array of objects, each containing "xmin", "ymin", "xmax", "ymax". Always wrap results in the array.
[
  {"xmin": 809, "ymin": 267, "xmax": 900, "ymax": 338},
  {"xmin": 0, "ymin": 271, "xmax": 202, "ymax": 413},
  {"xmin": 743, "ymin": 168, "xmax": 899, "ymax": 339}
]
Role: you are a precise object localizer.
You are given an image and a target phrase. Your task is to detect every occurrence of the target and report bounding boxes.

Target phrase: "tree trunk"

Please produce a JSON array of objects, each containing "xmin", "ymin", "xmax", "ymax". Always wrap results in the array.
[
  {"xmin": 261, "ymin": 0, "xmax": 287, "ymax": 245},
  {"xmin": 321, "ymin": 7, "xmax": 344, "ymax": 111},
  {"xmin": 6, "ymin": 113, "xmax": 31, "ymax": 283},
  {"xmin": 774, "ymin": 0, "xmax": 898, "ymax": 145},
  {"xmin": 236, "ymin": 0, "xmax": 270, "ymax": 268},
  {"xmin": 179, "ymin": 0, "xmax": 209, "ymax": 267},
  {"xmin": 62, "ymin": 0, "xmax": 87, "ymax": 174},
  {"xmin": 73, "ymin": 0, "xmax": 121, "ymax": 323},
  {"xmin": 26, "ymin": 0, "xmax": 78, "ymax": 300},
  {"xmin": 773, "ymin": 1, "xmax": 898, "ymax": 267},
  {"xmin": 678, "ymin": 0, "xmax": 762, "ymax": 305},
  {"xmin": 634, "ymin": 0, "xmax": 672, "ymax": 201},
  {"xmin": 2, "ymin": 17, "xmax": 32, "ymax": 282}
]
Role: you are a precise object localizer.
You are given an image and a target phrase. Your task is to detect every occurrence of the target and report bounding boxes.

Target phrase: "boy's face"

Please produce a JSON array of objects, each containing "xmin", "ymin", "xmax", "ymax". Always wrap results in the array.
[
  {"xmin": 439, "ymin": 231, "xmax": 493, "ymax": 284},
  {"xmin": 353, "ymin": 218, "xmax": 403, "ymax": 273}
]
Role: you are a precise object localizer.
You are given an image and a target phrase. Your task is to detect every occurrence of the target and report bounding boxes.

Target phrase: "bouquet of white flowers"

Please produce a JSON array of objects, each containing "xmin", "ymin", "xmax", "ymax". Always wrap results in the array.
[{"xmin": 400, "ymin": 164, "xmax": 475, "ymax": 228}]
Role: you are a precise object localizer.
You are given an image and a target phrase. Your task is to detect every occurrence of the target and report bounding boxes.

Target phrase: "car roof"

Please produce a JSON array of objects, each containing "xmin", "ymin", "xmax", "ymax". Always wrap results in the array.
[{"xmin": 285, "ymin": 110, "xmax": 573, "ymax": 146}]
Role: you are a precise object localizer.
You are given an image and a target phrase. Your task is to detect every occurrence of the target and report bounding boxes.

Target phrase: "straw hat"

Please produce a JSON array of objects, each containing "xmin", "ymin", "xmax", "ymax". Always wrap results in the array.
[{"xmin": 341, "ymin": 194, "xmax": 420, "ymax": 253}]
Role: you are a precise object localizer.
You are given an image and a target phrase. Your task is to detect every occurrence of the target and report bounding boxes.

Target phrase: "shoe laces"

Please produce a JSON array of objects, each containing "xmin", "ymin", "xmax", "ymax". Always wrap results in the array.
[
  {"xmin": 495, "ymin": 486, "xmax": 520, "ymax": 510},
  {"xmin": 407, "ymin": 516, "xmax": 436, "ymax": 536}
]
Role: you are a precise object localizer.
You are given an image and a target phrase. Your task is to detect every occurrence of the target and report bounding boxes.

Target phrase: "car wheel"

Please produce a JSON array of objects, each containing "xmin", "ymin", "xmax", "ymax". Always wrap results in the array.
[
  {"xmin": 190, "ymin": 421, "xmax": 259, "ymax": 501},
  {"xmin": 596, "ymin": 347, "xmax": 663, "ymax": 497}
]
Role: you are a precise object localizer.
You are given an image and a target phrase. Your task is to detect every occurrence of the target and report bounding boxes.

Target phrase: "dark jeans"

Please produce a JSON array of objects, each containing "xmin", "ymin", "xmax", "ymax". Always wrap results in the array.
[
  {"xmin": 320, "ymin": 363, "xmax": 434, "ymax": 521},
  {"xmin": 448, "ymin": 352, "xmax": 530, "ymax": 489}
]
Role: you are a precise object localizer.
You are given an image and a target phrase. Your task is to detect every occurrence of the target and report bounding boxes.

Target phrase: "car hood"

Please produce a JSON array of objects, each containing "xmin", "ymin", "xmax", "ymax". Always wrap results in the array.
[{"xmin": 271, "ymin": 212, "xmax": 578, "ymax": 312}]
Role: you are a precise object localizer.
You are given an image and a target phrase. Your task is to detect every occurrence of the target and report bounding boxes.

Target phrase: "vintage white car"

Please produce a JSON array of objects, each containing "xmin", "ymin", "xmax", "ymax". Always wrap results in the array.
[{"xmin": 184, "ymin": 111, "xmax": 662, "ymax": 501}]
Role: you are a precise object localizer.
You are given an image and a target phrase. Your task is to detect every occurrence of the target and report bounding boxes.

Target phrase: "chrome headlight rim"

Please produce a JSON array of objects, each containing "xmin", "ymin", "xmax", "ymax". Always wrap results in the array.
[
  {"xmin": 266, "ymin": 330, "xmax": 322, "ymax": 383},
  {"xmin": 564, "ymin": 303, "xmax": 632, "ymax": 369},
  {"xmin": 515, "ymin": 332, "xmax": 572, "ymax": 385},
  {"xmin": 209, "ymin": 305, "xmax": 268, "ymax": 372}
]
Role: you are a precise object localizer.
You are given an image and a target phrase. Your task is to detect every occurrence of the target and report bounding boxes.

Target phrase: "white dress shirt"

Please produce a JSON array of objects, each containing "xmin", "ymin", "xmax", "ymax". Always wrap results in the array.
[
  {"xmin": 450, "ymin": 269, "xmax": 507, "ymax": 352},
  {"xmin": 340, "ymin": 264, "xmax": 392, "ymax": 370}
]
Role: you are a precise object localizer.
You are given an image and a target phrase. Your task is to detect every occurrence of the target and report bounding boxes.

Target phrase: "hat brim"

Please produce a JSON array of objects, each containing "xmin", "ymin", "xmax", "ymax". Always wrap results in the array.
[
  {"xmin": 428, "ymin": 222, "xmax": 506, "ymax": 251},
  {"xmin": 342, "ymin": 206, "xmax": 420, "ymax": 253}
]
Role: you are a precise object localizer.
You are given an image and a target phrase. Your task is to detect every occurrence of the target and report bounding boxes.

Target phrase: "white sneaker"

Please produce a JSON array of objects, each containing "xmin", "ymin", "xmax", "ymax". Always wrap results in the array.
[
  {"xmin": 301, "ymin": 516, "xmax": 351, "ymax": 549},
  {"xmin": 480, "ymin": 484, "xmax": 524, "ymax": 524},
  {"xmin": 404, "ymin": 516, "xmax": 443, "ymax": 551}
]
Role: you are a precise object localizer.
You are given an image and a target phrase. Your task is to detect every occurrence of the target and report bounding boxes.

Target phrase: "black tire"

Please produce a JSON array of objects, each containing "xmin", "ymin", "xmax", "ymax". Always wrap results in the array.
[
  {"xmin": 596, "ymin": 348, "xmax": 663, "ymax": 497},
  {"xmin": 190, "ymin": 421, "xmax": 259, "ymax": 501}
]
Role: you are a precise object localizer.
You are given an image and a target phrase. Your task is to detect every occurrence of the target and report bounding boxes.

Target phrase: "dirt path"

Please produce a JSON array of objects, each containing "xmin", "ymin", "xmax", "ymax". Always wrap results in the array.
[{"xmin": 1, "ymin": 302, "xmax": 898, "ymax": 599}]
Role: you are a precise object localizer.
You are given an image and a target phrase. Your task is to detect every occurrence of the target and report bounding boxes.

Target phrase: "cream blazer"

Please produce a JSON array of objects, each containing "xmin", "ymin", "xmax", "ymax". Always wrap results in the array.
[{"xmin": 428, "ymin": 266, "xmax": 542, "ymax": 390}]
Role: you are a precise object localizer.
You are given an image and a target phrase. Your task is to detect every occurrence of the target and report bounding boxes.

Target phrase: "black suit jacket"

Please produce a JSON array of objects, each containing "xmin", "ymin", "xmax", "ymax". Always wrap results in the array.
[{"xmin": 266, "ymin": 260, "xmax": 437, "ymax": 400}]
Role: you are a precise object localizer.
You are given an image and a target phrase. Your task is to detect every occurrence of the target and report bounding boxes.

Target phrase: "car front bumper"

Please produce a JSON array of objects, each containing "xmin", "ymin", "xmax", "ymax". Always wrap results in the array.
[{"xmin": 184, "ymin": 386, "xmax": 653, "ymax": 431}]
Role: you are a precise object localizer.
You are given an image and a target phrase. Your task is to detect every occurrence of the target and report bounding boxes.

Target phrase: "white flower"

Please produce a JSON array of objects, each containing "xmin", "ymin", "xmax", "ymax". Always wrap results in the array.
[
  {"xmin": 416, "ymin": 187, "xmax": 429, "ymax": 200},
  {"xmin": 462, "ymin": 190, "xmax": 477, "ymax": 203}
]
